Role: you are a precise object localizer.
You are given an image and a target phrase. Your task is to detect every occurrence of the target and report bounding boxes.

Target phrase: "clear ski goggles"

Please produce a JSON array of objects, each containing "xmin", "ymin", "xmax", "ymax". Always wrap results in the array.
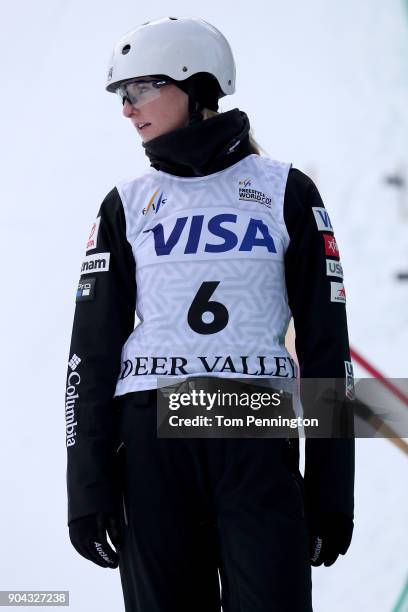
[{"xmin": 116, "ymin": 77, "xmax": 171, "ymax": 109}]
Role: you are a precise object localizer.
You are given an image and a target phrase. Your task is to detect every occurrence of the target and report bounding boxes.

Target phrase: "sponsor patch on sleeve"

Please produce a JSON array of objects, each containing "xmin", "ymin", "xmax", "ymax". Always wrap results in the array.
[
  {"xmin": 330, "ymin": 281, "xmax": 346, "ymax": 304},
  {"xmin": 323, "ymin": 233, "xmax": 340, "ymax": 259},
  {"xmin": 344, "ymin": 360, "xmax": 355, "ymax": 400},
  {"xmin": 312, "ymin": 207, "xmax": 333, "ymax": 232},
  {"xmin": 86, "ymin": 216, "xmax": 101, "ymax": 252},
  {"xmin": 80, "ymin": 252, "xmax": 110, "ymax": 274},
  {"xmin": 76, "ymin": 277, "xmax": 96, "ymax": 302},
  {"xmin": 326, "ymin": 259, "xmax": 344, "ymax": 278}
]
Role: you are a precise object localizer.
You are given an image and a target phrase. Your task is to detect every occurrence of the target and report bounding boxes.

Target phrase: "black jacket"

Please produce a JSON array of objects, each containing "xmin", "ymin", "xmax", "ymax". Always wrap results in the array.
[{"xmin": 65, "ymin": 108, "xmax": 354, "ymax": 526}]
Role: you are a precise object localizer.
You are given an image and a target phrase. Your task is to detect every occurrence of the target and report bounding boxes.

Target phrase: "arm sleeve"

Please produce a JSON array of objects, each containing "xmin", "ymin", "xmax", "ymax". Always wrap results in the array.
[
  {"xmin": 64, "ymin": 187, "xmax": 136, "ymax": 525},
  {"xmin": 283, "ymin": 168, "xmax": 355, "ymax": 520}
]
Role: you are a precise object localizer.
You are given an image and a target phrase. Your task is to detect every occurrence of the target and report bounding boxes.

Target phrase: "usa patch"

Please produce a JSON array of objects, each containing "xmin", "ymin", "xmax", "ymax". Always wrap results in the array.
[
  {"xmin": 326, "ymin": 259, "xmax": 344, "ymax": 278},
  {"xmin": 76, "ymin": 277, "xmax": 96, "ymax": 301}
]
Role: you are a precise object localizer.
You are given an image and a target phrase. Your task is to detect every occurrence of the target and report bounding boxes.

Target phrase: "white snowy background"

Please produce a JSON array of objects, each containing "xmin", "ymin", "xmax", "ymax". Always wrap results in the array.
[{"xmin": 1, "ymin": 0, "xmax": 407, "ymax": 610}]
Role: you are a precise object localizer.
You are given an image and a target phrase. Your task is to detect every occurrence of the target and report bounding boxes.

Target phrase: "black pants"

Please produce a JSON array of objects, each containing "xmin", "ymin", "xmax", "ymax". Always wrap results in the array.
[{"xmin": 115, "ymin": 390, "xmax": 313, "ymax": 612}]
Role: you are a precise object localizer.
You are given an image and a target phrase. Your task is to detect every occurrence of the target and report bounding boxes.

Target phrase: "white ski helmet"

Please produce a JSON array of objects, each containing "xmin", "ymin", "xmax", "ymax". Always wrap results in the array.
[{"xmin": 105, "ymin": 16, "xmax": 236, "ymax": 102}]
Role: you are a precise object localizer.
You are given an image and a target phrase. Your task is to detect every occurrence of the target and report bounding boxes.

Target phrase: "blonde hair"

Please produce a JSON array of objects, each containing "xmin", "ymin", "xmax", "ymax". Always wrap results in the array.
[{"xmin": 201, "ymin": 107, "xmax": 269, "ymax": 157}]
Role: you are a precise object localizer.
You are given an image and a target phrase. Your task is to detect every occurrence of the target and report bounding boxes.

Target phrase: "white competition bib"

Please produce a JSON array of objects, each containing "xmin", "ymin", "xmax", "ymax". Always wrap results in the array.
[{"xmin": 114, "ymin": 154, "xmax": 295, "ymax": 394}]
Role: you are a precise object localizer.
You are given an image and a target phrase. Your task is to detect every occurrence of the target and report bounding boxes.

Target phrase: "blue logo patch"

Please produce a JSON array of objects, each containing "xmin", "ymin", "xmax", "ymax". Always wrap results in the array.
[
  {"xmin": 76, "ymin": 277, "xmax": 96, "ymax": 302},
  {"xmin": 312, "ymin": 207, "xmax": 333, "ymax": 232}
]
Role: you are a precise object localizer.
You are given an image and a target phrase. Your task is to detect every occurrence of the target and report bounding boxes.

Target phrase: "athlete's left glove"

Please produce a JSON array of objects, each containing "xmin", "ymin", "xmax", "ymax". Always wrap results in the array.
[
  {"xmin": 69, "ymin": 512, "xmax": 122, "ymax": 568},
  {"xmin": 308, "ymin": 511, "xmax": 354, "ymax": 567}
]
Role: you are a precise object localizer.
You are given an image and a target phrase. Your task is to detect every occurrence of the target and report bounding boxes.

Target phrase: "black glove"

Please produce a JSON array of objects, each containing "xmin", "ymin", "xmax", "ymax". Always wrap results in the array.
[
  {"xmin": 69, "ymin": 512, "xmax": 122, "ymax": 568},
  {"xmin": 308, "ymin": 511, "xmax": 354, "ymax": 567}
]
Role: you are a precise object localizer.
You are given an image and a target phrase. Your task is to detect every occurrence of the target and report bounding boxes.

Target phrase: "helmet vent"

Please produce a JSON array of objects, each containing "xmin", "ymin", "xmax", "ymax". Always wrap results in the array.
[
  {"xmin": 169, "ymin": 17, "xmax": 178, "ymax": 20},
  {"xmin": 182, "ymin": 66, "xmax": 188, "ymax": 72},
  {"xmin": 121, "ymin": 44, "xmax": 131, "ymax": 55}
]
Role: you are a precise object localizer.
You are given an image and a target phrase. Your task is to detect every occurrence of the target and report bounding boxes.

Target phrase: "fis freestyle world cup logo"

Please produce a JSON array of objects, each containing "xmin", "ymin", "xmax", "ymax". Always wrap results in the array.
[
  {"xmin": 238, "ymin": 177, "xmax": 272, "ymax": 208},
  {"xmin": 143, "ymin": 189, "xmax": 167, "ymax": 215}
]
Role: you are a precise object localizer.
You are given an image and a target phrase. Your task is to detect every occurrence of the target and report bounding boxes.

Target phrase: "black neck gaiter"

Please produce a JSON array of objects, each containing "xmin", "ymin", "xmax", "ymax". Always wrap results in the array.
[{"xmin": 142, "ymin": 108, "xmax": 253, "ymax": 177}]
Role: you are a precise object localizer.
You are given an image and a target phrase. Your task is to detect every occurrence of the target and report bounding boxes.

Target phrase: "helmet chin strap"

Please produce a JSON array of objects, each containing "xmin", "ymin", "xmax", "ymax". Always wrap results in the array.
[
  {"xmin": 172, "ymin": 74, "xmax": 219, "ymax": 125},
  {"xmin": 186, "ymin": 82, "xmax": 204, "ymax": 125},
  {"xmin": 188, "ymin": 100, "xmax": 204, "ymax": 125}
]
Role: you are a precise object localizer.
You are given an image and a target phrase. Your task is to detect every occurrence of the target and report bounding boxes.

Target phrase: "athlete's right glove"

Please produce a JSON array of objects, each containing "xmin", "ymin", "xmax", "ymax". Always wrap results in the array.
[
  {"xmin": 69, "ymin": 512, "xmax": 122, "ymax": 568},
  {"xmin": 308, "ymin": 511, "xmax": 354, "ymax": 567}
]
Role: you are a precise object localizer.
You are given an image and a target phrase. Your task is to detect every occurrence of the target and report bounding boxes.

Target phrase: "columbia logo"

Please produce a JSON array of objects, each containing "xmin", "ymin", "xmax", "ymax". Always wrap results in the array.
[{"xmin": 68, "ymin": 354, "xmax": 81, "ymax": 370}]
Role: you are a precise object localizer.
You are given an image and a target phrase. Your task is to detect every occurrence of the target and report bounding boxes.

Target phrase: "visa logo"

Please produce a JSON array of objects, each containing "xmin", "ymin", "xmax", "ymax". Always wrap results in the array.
[
  {"xmin": 143, "ymin": 213, "xmax": 277, "ymax": 256},
  {"xmin": 312, "ymin": 207, "xmax": 333, "ymax": 232}
]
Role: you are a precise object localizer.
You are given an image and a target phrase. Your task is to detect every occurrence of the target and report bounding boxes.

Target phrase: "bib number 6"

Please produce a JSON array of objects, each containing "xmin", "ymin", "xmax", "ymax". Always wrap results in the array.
[{"xmin": 187, "ymin": 281, "xmax": 229, "ymax": 335}]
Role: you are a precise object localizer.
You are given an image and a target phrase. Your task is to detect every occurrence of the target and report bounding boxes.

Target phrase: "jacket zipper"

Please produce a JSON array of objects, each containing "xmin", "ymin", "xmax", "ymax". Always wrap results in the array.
[
  {"xmin": 291, "ymin": 472, "xmax": 305, "ymax": 517},
  {"xmin": 285, "ymin": 437, "xmax": 305, "ymax": 518}
]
